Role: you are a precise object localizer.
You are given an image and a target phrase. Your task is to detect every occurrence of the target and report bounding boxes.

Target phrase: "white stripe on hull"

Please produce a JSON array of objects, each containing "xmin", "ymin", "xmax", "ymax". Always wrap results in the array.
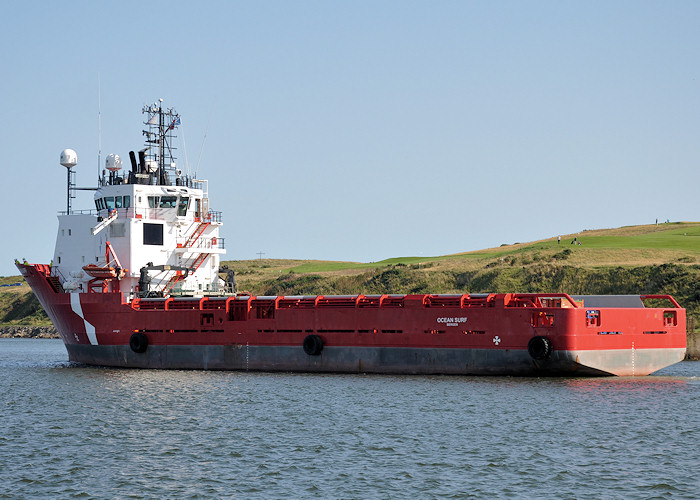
[{"xmin": 70, "ymin": 293, "xmax": 98, "ymax": 345}]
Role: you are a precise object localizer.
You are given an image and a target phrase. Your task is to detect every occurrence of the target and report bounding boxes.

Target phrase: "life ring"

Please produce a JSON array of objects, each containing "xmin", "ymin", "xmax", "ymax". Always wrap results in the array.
[
  {"xmin": 212, "ymin": 237, "xmax": 217, "ymax": 245},
  {"xmin": 303, "ymin": 335, "xmax": 324, "ymax": 356},
  {"xmin": 129, "ymin": 332, "xmax": 149, "ymax": 353},
  {"xmin": 528, "ymin": 336, "xmax": 552, "ymax": 360}
]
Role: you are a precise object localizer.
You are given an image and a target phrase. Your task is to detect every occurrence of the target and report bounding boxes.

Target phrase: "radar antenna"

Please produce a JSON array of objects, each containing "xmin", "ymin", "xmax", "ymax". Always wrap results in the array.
[{"xmin": 142, "ymin": 99, "xmax": 181, "ymax": 186}]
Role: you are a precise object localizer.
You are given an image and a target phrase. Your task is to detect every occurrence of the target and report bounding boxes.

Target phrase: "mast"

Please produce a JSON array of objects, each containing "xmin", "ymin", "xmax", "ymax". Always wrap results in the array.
[{"xmin": 142, "ymin": 99, "xmax": 180, "ymax": 186}]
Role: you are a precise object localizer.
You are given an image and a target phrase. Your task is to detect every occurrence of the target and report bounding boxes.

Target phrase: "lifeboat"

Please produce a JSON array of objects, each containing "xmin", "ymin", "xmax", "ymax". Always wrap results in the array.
[{"xmin": 82, "ymin": 264, "xmax": 126, "ymax": 280}]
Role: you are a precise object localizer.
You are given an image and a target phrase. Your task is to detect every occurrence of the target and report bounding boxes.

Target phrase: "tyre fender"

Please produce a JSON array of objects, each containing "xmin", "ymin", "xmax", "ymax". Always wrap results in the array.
[
  {"xmin": 527, "ymin": 336, "xmax": 552, "ymax": 360},
  {"xmin": 302, "ymin": 335, "xmax": 324, "ymax": 356},
  {"xmin": 129, "ymin": 332, "xmax": 149, "ymax": 353}
]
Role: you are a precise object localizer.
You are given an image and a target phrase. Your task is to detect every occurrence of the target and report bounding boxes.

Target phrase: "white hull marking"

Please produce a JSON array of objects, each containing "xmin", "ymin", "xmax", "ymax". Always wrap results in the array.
[{"xmin": 70, "ymin": 293, "xmax": 98, "ymax": 345}]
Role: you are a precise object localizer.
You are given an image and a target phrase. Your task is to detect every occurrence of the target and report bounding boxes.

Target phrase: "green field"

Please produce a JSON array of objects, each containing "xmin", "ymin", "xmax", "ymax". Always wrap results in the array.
[
  {"xmin": 3, "ymin": 222, "xmax": 699, "ymax": 331},
  {"xmin": 231, "ymin": 222, "xmax": 700, "ymax": 275}
]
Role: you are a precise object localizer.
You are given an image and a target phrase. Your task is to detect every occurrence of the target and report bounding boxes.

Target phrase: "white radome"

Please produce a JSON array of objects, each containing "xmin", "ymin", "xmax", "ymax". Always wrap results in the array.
[
  {"xmin": 106, "ymin": 153, "xmax": 123, "ymax": 172},
  {"xmin": 60, "ymin": 149, "xmax": 78, "ymax": 169}
]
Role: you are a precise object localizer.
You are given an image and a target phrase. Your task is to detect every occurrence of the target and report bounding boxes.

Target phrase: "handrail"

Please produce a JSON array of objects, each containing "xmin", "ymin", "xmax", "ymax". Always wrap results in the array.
[
  {"xmin": 51, "ymin": 266, "xmax": 68, "ymax": 285},
  {"xmin": 640, "ymin": 294, "xmax": 682, "ymax": 308},
  {"xmin": 175, "ymin": 237, "xmax": 225, "ymax": 250},
  {"xmin": 206, "ymin": 210, "xmax": 223, "ymax": 223},
  {"xmin": 57, "ymin": 209, "xmax": 98, "ymax": 216}
]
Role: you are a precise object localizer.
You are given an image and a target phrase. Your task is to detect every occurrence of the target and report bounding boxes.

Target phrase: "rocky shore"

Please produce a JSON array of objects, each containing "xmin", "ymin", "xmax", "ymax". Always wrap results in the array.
[{"xmin": 0, "ymin": 326, "xmax": 59, "ymax": 339}]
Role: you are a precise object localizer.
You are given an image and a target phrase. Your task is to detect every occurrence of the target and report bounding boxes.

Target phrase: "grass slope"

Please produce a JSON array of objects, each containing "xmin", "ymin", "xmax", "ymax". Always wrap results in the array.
[{"xmin": 226, "ymin": 222, "xmax": 700, "ymax": 331}]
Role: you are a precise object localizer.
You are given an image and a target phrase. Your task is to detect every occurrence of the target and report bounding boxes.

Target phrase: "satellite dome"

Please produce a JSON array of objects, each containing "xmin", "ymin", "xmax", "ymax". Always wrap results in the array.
[
  {"xmin": 106, "ymin": 153, "xmax": 123, "ymax": 172},
  {"xmin": 60, "ymin": 149, "xmax": 77, "ymax": 169}
]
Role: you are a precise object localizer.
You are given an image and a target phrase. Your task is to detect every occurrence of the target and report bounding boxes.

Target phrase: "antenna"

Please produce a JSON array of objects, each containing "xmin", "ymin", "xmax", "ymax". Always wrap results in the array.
[
  {"xmin": 195, "ymin": 105, "xmax": 214, "ymax": 176},
  {"xmin": 180, "ymin": 121, "xmax": 191, "ymax": 178},
  {"xmin": 97, "ymin": 73, "xmax": 102, "ymax": 185}
]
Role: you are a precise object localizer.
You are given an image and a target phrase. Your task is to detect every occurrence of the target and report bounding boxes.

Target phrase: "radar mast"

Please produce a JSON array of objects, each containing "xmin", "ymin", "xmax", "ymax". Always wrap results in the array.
[{"xmin": 142, "ymin": 99, "xmax": 180, "ymax": 186}]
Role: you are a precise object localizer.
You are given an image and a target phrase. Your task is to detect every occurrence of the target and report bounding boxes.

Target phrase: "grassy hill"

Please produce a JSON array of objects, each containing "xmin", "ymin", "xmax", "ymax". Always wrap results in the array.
[{"xmin": 2, "ymin": 222, "xmax": 699, "ymax": 331}]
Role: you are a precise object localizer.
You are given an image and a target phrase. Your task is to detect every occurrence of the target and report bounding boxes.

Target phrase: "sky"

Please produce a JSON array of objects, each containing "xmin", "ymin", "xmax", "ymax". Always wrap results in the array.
[{"xmin": 1, "ymin": 1, "xmax": 698, "ymax": 277}]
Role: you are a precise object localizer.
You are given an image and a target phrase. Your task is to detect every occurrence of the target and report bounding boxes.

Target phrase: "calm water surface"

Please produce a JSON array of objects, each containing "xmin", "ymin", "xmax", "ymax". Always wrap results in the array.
[{"xmin": 1, "ymin": 339, "xmax": 698, "ymax": 499}]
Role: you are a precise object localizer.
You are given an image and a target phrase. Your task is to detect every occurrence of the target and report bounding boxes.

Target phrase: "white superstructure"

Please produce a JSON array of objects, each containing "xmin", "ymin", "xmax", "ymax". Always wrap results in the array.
[{"xmin": 52, "ymin": 102, "xmax": 226, "ymax": 298}]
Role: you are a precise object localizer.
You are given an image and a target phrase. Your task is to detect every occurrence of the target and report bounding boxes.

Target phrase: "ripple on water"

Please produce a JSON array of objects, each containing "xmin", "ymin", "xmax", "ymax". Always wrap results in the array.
[{"xmin": 0, "ymin": 340, "xmax": 699, "ymax": 498}]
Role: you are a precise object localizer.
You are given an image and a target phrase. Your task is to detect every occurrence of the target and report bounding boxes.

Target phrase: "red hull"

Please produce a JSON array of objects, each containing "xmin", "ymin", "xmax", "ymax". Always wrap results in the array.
[{"xmin": 18, "ymin": 263, "xmax": 687, "ymax": 376}]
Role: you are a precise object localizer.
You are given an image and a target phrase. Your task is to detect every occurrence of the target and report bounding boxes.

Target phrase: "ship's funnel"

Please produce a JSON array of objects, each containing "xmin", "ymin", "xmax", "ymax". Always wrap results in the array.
[
  {"xmin": 129, "ymin": 151, "xmax": 138, "ymax": 172},
  {"xmin": 138, "ymin": 150, "xmax": 146, "ymax": 173}
]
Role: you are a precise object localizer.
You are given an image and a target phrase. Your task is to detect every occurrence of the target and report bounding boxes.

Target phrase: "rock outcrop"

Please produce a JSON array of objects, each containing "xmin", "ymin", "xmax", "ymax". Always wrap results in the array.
[{"xmin": 0, "ymin": 326, "xmax": 59, "ymax": 339}]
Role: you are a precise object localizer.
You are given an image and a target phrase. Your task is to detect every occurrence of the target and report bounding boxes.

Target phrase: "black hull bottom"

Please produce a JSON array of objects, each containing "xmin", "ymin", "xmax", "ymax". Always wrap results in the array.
[{"xmin": 60, "ymin": 343, "xmax": 677, "ymax": 376}]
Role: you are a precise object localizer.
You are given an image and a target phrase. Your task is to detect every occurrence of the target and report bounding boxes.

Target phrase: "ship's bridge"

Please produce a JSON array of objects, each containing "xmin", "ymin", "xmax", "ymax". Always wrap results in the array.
[
  {"xmin": 52, "ymin": 102, "xmax": 226, "ymax": 299},
  {"xmin": 93, "ymin": 183, "xmax": 212, "ymax": 224}
]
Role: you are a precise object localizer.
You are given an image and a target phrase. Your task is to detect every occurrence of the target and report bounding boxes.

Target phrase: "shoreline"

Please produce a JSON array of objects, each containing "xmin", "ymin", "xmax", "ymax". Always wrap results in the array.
[{"xmin": 0, "ymin": 326, "xmax": 59, "ymax": 339}]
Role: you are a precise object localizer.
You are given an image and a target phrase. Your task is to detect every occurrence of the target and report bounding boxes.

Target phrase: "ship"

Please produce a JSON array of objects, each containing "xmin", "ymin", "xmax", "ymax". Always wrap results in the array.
[{"xmin": 16, "ymin": 101, "xmax": 687, "ymax": 376}]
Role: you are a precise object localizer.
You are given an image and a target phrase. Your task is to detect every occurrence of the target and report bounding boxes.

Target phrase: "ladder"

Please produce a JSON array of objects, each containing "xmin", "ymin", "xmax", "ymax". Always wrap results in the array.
[
  {"xmin": 91, "ymin": 209, "xmax": 119, "ymax": 235},
  {"xmin": 163, "ymin": 272, "xmax": 185, "ymax": 293},
  {"xmin": 163, "ymin": 222, "xmax": 213, "ymax": 293},
  {"xmin": 183, "ymin": 222, "xmax": 210, "ymax": 248}
]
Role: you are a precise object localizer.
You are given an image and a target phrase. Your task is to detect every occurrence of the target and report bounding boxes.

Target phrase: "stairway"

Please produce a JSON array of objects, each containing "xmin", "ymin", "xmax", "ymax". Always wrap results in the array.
[
  {"xmin": 46, "ymin": 275, "xmax": 64, "ymax": 293},
  {"xmin": 163, "ymin": 222, "xmax": 214, "ymax": 294},
  {"xmin": 163, "ymin": 273, "xmax": 185, "ymax": 293},
  {"xmin": 184, "ymin": 222, "xmax": 210, "ymax": 248}
]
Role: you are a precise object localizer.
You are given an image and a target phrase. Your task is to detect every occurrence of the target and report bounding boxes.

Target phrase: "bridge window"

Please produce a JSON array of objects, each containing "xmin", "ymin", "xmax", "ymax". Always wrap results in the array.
[
  {"xmin": 160, "ymin": 196, "xmax": 177, "ymax": 208},
  {"xmin": 148, "ymin": 196, "xmax": 159, "ymax": 208},
  {"xmin": 178, "ymin": 197, "xmax": 190, "ymax": 216},
  {"xmin": 105, "ymin": 197, "xmax": 115, "ymax": 210}
]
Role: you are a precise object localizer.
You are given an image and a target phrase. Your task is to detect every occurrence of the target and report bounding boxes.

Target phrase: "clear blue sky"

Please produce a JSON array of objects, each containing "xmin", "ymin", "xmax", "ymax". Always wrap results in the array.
[{"xmin": 1, "ymin": 1, "xmax": 698, "ymax": 277}]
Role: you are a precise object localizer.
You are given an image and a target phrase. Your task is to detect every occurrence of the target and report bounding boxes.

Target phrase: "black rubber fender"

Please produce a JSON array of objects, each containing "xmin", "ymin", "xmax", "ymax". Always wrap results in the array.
[
  {"xmin": 129, "ymin": 332, "xmax": 149, "ymax": 353},
  {"xmin": 528, "ymin": 336, "xmax": 552, "ymax": 360},
  {"xmin": 302, "ymin": 335, "xmax": 324, "ymax": 356}
]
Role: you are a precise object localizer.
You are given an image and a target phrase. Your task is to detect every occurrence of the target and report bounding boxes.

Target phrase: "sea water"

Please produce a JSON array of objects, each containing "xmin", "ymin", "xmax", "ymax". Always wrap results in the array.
[{"xmin": 0, "ymin": 339, "xmax": 698, "ymax": 499}]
